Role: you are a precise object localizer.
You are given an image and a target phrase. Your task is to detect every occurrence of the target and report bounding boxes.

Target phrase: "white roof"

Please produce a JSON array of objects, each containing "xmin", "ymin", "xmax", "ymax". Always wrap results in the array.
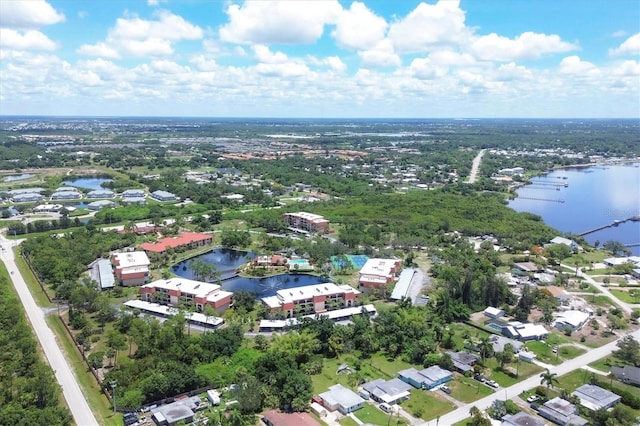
[
  {"xmin": 258, "ymin": 305, "xmax": 376, "ymax": 329},
  {"xmin": 320, "ymin": 384, "xmax": 364, "ymax": 409},
  {"xmin": 359, "ymin": 258, "xmax": 398, "ymax": 277},
  {"xmin": 286, "ymin": 211, "xmax": 327, "ymax": 222},
  {"xmin": 271, "ymin": 283, "xmax": 360, "ymax": 305},
  {"xmin": 515, "ymin": 323, "xmax": 548, "ymax": 339},
  {"xmin": 143, "ymin": 278, "xmax": 232, "ymax": 303},
  {"xmin": 113, "ymin": 251, "xmax": 150, "ymax": 268},
  {"xmin": 551, "ymin": 236, "xmax": 576, "ymax": 246},
  {"xmin": 554, "ymin": 310, "xmax": 589, "ymax": 328},
  {"xmin": 124, "ymin": 300, "xmax": 223, "ymax": 326},
  {"xmin": 484, "ymin": 306, "xmax": 505, "ymax": 316}
]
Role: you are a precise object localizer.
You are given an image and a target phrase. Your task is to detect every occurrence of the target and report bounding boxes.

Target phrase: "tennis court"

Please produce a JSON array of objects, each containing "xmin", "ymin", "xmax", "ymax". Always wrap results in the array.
[{"xmin": 330, "ymin": 254, "xmax": 369, "ymax": 270}]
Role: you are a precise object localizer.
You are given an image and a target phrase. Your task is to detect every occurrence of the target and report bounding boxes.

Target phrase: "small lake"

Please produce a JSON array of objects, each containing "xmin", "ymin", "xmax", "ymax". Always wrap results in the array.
[
  {"xmin": 5, "ymin": 173, "xmax": 35, "ymax": 182},
  {"xmin": 172, "ymin": 248, "xmax": 330, "ymax": 298},
  {"xmin": 62, "ymin": 177, "xmax": 112, "ymax": 190}
]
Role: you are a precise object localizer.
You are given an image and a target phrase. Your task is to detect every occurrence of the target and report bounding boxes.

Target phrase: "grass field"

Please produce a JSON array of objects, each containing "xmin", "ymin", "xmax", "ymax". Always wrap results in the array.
[
  {"xmin": 339, "ymin": 416, "xmax": 360, "ymax": 426},
  {"xmin": 354, "ymin": 404, "xmax": 398, "ymax": 426},
  {"xmin": 610, "ymin": 289, "xmax": 640, "ymax": 304},
  {"xmin": 589, "ymin": 296, "xmax": 618, "ymax": 308},
  {"xmin": 402, "ymin": 389, "xmax": 456, "ymax": 421},
  {"xmin": 450, "ymin": 376, "xmax": 494, "ymax": 402},
  {"xmin": 482, "ymin": 358, "xmax": 543, "ymax": 387}
]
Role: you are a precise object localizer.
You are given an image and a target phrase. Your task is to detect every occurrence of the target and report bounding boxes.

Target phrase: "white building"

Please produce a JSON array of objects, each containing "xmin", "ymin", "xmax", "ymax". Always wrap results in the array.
[{"xmin": 553, "ymin": 310, "xmax": 590, "ymax": 331}]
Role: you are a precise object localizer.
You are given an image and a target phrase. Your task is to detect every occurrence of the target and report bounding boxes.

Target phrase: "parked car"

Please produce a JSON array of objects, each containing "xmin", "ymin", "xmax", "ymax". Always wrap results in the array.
[
  {"xmin": 379, "ymin": 403, "xmax": 392, "ymax": 413},
  {"xmin": 527, "ymin": 395, "xmax": 540, "ymax": 403},
  {"xmin": 486, "ymin": 380, "xmax": 499, "ymax": 388},
  {"xmin": 440, "ymin": 385, "xmax": 451, "ymax": 394},
  {"xmin": 474, "ymin": 374, "xmax": 486, "ymax": 383}
]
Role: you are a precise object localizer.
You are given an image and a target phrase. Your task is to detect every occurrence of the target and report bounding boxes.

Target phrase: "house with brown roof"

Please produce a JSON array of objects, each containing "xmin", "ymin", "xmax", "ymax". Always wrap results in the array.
[{"xmin": 139, "ymin": 232, "xmax": 213, "ymax": 254}]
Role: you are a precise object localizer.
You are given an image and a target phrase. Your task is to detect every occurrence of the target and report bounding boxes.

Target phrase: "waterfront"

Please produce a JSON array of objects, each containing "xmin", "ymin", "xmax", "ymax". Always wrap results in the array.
[{"xmin": 509, "ymin": 163, "xmax": 640, "ymax": 255}]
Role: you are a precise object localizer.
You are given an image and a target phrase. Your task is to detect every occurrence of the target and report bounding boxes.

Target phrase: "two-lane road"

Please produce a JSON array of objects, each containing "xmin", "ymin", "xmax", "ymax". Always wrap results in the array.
[{"xmin": 0, "ymin": 235, "xmax": 98, "ymax": 426}]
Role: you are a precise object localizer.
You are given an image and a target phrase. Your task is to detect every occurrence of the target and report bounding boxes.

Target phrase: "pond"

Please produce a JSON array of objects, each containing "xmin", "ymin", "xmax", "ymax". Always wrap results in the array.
[
  {"xmin": 62, "ymin": 177, "xmax": 112, "ymax": 191},
  {"xmin": 5, "ymin": 173, "xmax": 35, "ymax": 182},
  {"xmin": 172, "ymin": 248, "xmax": 330, "ymax": 298}
]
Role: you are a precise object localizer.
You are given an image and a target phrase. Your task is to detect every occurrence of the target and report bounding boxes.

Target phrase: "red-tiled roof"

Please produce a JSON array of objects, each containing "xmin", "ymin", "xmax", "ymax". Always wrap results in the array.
[
  {"xmin": 139, "ymin": 232, "xmax": 212, "ymax": 253},
  {"xmin": 261, "ymin": 410, "xmax": 320, "ymax": 426}
]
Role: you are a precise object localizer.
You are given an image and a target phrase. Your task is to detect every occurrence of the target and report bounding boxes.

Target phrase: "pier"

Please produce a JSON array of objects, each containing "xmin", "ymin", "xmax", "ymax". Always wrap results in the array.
[
  {"xmin": 578, "ymin": 215, "xmax": 640, "ymax": 236},
  {"xmin": 517, "ymin": 197, "xmax": 565, "ymax": 203}
]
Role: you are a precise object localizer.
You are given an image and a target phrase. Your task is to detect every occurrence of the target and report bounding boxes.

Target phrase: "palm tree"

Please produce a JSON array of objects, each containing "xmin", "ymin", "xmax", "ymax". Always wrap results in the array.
[
  {"xmin": 478, "ymin": 336, "xmax": 493, "ymax": 364},
  {"xmin": 540, "ymin": 369, "xmax": 559, "ymax": 397}
]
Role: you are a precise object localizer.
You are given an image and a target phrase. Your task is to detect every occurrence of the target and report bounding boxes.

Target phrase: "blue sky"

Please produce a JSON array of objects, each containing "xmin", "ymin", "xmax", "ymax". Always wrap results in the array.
[{"xmin": 0, "ymin": 0, "xmax": 638, "ymax": 118}]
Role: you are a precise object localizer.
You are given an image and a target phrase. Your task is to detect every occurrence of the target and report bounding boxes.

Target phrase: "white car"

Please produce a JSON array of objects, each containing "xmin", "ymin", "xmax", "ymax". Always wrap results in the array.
[
  {"xmin": 486, "ymin": 380, "xmax": 499, "ymax": 388},
  {"xmin": 527, "ymin": 395, "xmax": 540, "ymax": 403}
]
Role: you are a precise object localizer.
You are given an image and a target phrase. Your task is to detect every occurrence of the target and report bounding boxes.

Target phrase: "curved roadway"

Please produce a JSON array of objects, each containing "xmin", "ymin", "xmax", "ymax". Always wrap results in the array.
[{"xmin": 0, "ymin": 235, "xmax": 98, "ymax": 426}]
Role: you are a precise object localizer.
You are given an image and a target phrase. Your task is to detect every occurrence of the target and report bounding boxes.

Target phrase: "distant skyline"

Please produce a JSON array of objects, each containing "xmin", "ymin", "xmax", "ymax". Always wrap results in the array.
[{"xmin": 0, "ymin": 0, "xmax": 638, "ymax": 118}]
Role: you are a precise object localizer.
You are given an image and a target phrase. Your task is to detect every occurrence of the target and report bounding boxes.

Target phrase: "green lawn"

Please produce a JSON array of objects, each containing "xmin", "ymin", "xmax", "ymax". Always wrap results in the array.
[
  {"xmin": 557, "ymin": 345, "xmax": 586, "ymax": 361},
  {"xmin": 450, "ymin": 376, "xmax": 494, "ymax": 402},
  {"xmin": 610, "ymin": 289, "xmax": 640, "ymax": 304},
  {"xmin": 589, "ymin": 296, "xmax": 617, "ymax": 308},
  {"xmin": 556, "ymin": 370, "xmax": 592, "ymax": 392},
  {"xmin": 402, "ymin": 389, "xmax": 456, "ymax": 421},
  {"xmin": 525, "ymin": 341, "xmax": 562, "ymax": 365},
  {"xmin": 589, "ymin": 355, "xmax": 624, "ymax": 372},
  {"xmin": 452, "ymin": 418, "xmax": 474, "ymax": 426},
  {"xmin": 339, "ymin": 416, "xmax": 360, "ymax": 426},
  {"xmin": 13, "ymin": 247, "xmax": 53, "ymax": 308},
  {"xmin": 481, "ymin": 359, "xmax": 543, "ymax": 387},
  {"xmin": 566, "ymin": 283, "xmax": 600, "ymax": 293},
  {"xmin": 353, "ymin": 404, "xmax": 394, "ymax": 426}
]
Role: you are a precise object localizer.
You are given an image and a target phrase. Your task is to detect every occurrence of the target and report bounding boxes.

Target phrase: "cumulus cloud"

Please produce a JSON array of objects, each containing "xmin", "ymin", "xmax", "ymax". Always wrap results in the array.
[
  {"xmin": 609, "ymin": 33, "xmax": 640, "ymax": 56},
  {"xmin": 469, "ymin": 32, "xmax": 577, "ymax": 61},
  {"xmin": 0, "ymin": 29, "xmax": 57, "ymax": 51},
  {"xmin": 388, "ymin": 0, "xmax": 469, "ymax": 53},
  {"xmin": 358, "ymin": 39, "xmax": 400, "ymax": 68},
  {"xmin": 559, "ymin": 55, "xmax": 600, "ymax": 77},
  {"xmin": 77, "ymin": 10, "xmax": 203, "ymax": 58},
  {"xmin": 219, "ymin": 0, "xmax": 341, "ymax": 44},
  {"xmin": 332, "ymin": 2, "xmax": 387, "ymax": 50},
  {"xmin": 0, "ymin": 0, "xmax": 65, "ymax": 29}
]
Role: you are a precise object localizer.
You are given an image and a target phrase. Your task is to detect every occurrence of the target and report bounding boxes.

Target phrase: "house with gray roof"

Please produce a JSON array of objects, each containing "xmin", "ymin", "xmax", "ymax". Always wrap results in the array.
[
  {"xmin": 151, "ymin": 190, "xmax": 177, "ymax": 202},
  {"xmin": 538, "ymin": 397, "xmax": 588, "ymax": 426},
  {"xmin": 501, "ymin": 412, "xmax": 545, "ymax": 426},
  {"xmin": 448, "ymin": 351, "xmax": 480, "ymax": 373},
  {"xmin": 610, "ymin": 365, "xmax": 640, "ymax": 387},
  {"xmin": 571, "ymin": 384, "xmax": 621, "ymax": 411},
  {"xmin": 361, "ymin": 378, "xmax": 412, "ymax": 404},
  {"xmin": 12, "ymin": 192, "xmax": 44, "ymax": 203},
  {"xmin": 319, "ymin": 384, "xmax": 364, "ymax": 415},
  {"xmin": 398, "ymin": 366, "xmax": 452, "ymax": 390},
  {"xmin": 489, "ymin": 335, "xmax": 523, "ymax": 353},
  {"xmin": 87, "ymin": 189, "xmax": 115, "ymax": 199}
]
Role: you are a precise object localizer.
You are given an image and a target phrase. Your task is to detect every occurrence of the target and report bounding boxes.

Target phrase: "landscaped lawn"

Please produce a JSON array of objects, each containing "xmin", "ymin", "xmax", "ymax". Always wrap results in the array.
[
  {"xmin": 450, "ymin": 376, "xmax": 494, "ymax": 402},
  {"xmin": 402, "ymin": 389, "xmax": 456, "ymax": 421},
  {"xmin": 353, "ymin": 404, "xmax": 394, "ymax": 426},
  {"xmin": 556, "ymin": 370, "xmax": 592, "ymax": 392},
  {"xmin": 589, "ymin": 296, "xmax": 618, "ymax": 308},
  {"xmin": 610, "ymin": 289, "xmax": 640, "ymax": 304},
  {"xmin": 589, "ymin": 356, "xmax": 620, "ymax": 372},
  {"xmin": 557, "ymin": 345, "xmax": 586, "ymax": 361},
  {"xmin": 525, "ymin": 341, "xmax": 562, "ymax": 365},
  {"xmin": 482, "ymin": 359, "xmax": 543, "ymax": 387},
  {"xmin": 339, "ymin": 416, "xmax": 360, "ymax": 426}
]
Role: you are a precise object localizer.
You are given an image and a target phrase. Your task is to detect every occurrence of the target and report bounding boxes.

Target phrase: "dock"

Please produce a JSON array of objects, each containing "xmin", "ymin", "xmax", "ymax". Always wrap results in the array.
[
  {"xmin": 579, "ymin": 215, "xmax": 640, "ymax": 236},
  {"xmin": 517, "ymin": 197, "xmax": 565, "ymax": 203}
]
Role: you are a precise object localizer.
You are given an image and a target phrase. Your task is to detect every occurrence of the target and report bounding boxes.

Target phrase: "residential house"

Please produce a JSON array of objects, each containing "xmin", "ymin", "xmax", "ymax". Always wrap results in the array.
[
  {"xmin": 319, "ymin": 384, "xmax": 364, "ymax": 414},
  {"xmin": 503, "ymin": 322, "xmax": 548, "ymax": 341},
  {"xmin": 358, "ymin": 258, "xmax": 402, "ymax": 293},
  {"xmin": 553, "ymin": 310, "xmax": 589, "ymax": 331},
  {"xmin": 513, "ymin": 262, "xmax": 541, "ymax": 274},
  {"xmin": 86, "ymin": 189, "xmax": 115, "ymax": 198},
  {"xmin": 571, "ymin": 384, "xmax": 621, "ymax": 411},
  {"xmin": 13, "ymin": 193, "xmax": 44, "ymax": 203},
  {"xmin": 484, "ymin": 306, "xmax": 506, "ymax": 319},
  {"xmin": 282, "ymin": 212, "xmax": 330, "ymax": 234},
  {"xmin": 87, "ymin": 200, "xmax": 115, "ymax": 210},
  {"xmin": 111, "ymin": 251, "xmax": 150, "ymax": 286},
  {"xmin": 398, "ymin": 366, "xmax": 453, "ymax": 390},
  {"xmin": 489, "ymin": 335, "xmax": 523, "ymax": 353},
  {"xmin": 610, "ymin": 365, "xmax": 640, "ymax": 387},
  {"xmin": 258, "ymin": 304, "xmax": 376, "ymax": 332},
  {"xmin": 151, "ymin": 396, "xmax": 202, "ymax": 426},
  {"xmin": 138, "ymin": 232, "xmax": 213, "ymax": 254},
  {"xmin": 261, "ymin": 283, "xmax": 360, "ymax": 318},
  {"xmin": 51, "ymin": 187, "xmax": 82, "ymax": 200},
  {"xmin": 262, "ymin": 410, "xmax": 321, "ymax": 426},
  {"xmin": 501, "ymin": 412, "xmax": 545, "ymax": 426},
  {"xmin": 390, "ymin": 268, "xmax": 416, "ymax": 301},
  {"xmin": 91, "ymin": 259, "xmax": 115, "ymax": 291},
  {"xmin": 150, "ymin": 190, "xmax": 177, "ymax": 202},
  {"xmin": 121, "ymin": 189, "xmax": 146, "ymax": 204},
  {"xmin": 538, "ymin": 397, "xmax": 588, "ymax": 426},
  {"xmin": 545, "ymin": 286, "xmax": 570, "ymax": 302},
  {"xmin": 549, "ymin": 236, "xmax": 580, "ymax": 251},
  {"xmin": 139, "ymin": 277, "xmax": 233, "ymax": 315},
  {"xmin": 448, "ymin": 351, "xmax": 480, "ymax": 374},
  {"xmin": 360, "ymin": 378, "xmax": 412, "ymax": 404}
]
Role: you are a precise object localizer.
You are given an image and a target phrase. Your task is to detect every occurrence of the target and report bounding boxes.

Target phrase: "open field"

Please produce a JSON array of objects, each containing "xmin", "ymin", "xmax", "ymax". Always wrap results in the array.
[{"xmin": 402, "ymin": 389, "xmax": 456, "ymax": 421}]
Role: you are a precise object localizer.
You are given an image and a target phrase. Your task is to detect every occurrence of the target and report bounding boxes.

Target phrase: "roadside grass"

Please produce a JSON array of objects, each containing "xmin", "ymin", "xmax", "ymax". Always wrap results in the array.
[
  {"xmin": 610, "ymin": 289, "xmax": 640, "ymax": 304},
  {"xmin": 557, "ymin": 345, "xmax": 587, "ymax": 361},
  {"xmin": 566, "ymin": 283, "xmax": 600, "ymax": 293},
  {"xmin": 13, "ymin": 246, "xmax": 53, "ymax": 308},
  {"xmin": 589, "ymin": 296, "xmax": 618, "ymax": 308},
  {"xmin": 566, "ymin": 251, "xmax": 609, "ymax": 265},
  {"xmin": 46, "ymin": 315, "xmax": 121, "ymax": 426},
  {"xmin": 452, "ymin": 418, "xmax": 474, "ymax": 426},
  {"xmin": 482, "ymin": 359, "xmax": 543, "ymax": 388},
  {"xmin": 450, "ymin": 376, "xmax": 494, "ymax": 402},
  {"xmin": 402, "ymin": 389, "xmax": 456, "ymax": 421},
  {"xmin": 589, "ymin": 355, "xmax": 622, "ymax": 372},
  {"xmin": 556, "ymin": 370, "xmax": 592, "ymax": 392},
  {"xmin": 525, "ymin": 341, "xmax": 562, "ymax": 365}
]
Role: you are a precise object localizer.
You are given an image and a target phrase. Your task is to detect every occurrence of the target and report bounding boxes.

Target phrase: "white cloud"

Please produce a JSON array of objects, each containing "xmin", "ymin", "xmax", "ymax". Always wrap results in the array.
[
  {"xmin": 559, "ymin": 56, "xmax": 600, "ymax": 77},
  {"xmin": 253, "ymin": 45, "xmax": 288, "ymax": 64},
  {"xmin": 77, "ymin": 10, "xmax": 202, "ymax": 58},
  {"xmin": 0, "ymin": 0, "xmax": 65, "ymax": 29},
  {"xmin": 148, "ymin": 0, "xmax": 168, "ymax": 5},
  {"xmin": 609, "ymin": 33, "xmax": 640, "ymax": 56},
  {"xmin": 610, "ymin": 60, "xmax": 640, "ymax": 77},
  {"xmin": 358, "ymin": 39, "xmax": 401, "ymax": 68},
  {"xmin": 611, "ymin": 30, "xmax": 627, "ymax": 38},
  {"xmin": 494, "ymin": 62, "xmax": 533, "ymax": 81},
  {"xmin": 0, "ymin": 29, "xmax": 57, "ymax": 50},
  {"xmin": 190, "ymin": 55, "xmax": 217, "ymax": 72},
  {"xmin": 469, "ymin": 32, "xmax": 577, "ymax": 61},
  {"xmin": 388, "ymin": 0, "xmax": 469, "ymax": 53},
  {"xmin": 325, "ymin": 56, "xmax": 347, "ymax": 73},
  {"xmin": 219, "ymin": 0, "xmax": 341, "ymax": 44},
  {"xmin": 332, "ymin": 2, "xmax": 387, "ymax": 50}
]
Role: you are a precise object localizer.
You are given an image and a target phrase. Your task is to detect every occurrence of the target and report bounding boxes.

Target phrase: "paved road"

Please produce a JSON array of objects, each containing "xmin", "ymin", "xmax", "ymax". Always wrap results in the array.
[
  {"xmin": 467, "ymin": 149, "xmax": 486, "ymax": 184},
  {"xmin": 568, "ymin": 264, "xmax": 634, "ymax": 315},
  {"xmin": 0, "ymin": 235, "xmax": 98, "ymax": 426},
  {"xmin": 432, "ymin": 327, "xmax": 640, "ymax": 425}
]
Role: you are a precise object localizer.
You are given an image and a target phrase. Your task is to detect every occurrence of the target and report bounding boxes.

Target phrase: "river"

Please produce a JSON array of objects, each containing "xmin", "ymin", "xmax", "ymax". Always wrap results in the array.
[{"xmin": 509, "ymin": 163, "xmax": 640, "ymax": 256}]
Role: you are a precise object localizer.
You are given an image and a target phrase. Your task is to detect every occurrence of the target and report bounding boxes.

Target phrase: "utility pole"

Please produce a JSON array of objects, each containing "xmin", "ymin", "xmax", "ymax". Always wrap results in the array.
[{"xmin": 110, "ymin": 380, "xmax": 117, "ymax": 413}]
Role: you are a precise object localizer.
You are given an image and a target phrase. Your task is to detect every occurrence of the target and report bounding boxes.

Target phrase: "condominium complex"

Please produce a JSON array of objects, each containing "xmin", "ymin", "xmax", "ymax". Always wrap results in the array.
[
  {"xmin": 111, "ymin": 251, "xmax": 151, "ymax": 286},
  {"xmin": 139, "ymin": 277, "xmax": 233, "ymax": 315},
  {"xmin": 282, "ymin": 212, "xmax": 330, "ymax": 234},
  {"xmin": 358, "ymin": 258, "xmax": 402, "ymax": 292},
  {"xmin": 262, "ymin": 283, "xmax": 360, "ymax": 318}
]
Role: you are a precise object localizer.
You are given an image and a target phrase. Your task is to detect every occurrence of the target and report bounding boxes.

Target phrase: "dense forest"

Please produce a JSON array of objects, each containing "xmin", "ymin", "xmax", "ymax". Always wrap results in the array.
[{"xmin": 0, "ymin": 268, "xmax": 72, "ymax": 425}]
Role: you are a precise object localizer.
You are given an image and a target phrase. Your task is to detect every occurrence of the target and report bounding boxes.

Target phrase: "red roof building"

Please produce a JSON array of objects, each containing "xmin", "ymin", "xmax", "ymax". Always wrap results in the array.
[
  {"xmin": 139, "ymin": 232, "xmax": 213, "ymax": 254},
  {"xmin": 261, "ymin": 410, "xmax": 320, "ymax": 426}
]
